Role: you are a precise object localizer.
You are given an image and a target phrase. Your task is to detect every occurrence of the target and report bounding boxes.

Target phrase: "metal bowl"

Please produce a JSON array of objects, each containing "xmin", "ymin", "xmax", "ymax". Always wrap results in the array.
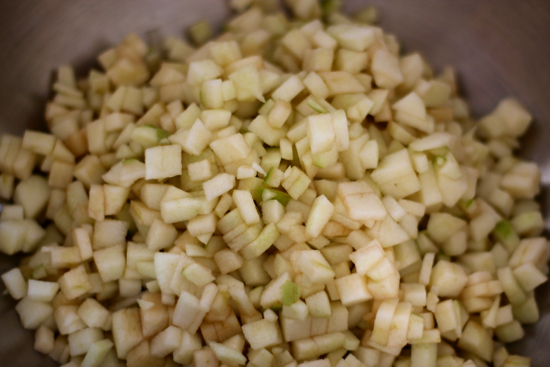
[{"xmin": 0, "ymin": 0, "xmax": 549, "ymax": 365}]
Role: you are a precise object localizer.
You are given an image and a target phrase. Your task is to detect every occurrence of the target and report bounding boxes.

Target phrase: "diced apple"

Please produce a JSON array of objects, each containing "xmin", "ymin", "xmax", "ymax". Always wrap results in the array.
[
  {"xmin": 242, "ymin": 318, "xmax": 283, "ymax": 350},
  {"xmin": 1, "ymin": 267, "xmax": 27, "ymax": 300},
  {"xmin": 112, "ymin": 308, "xmax": 144, "ymax": 359},
  {"xmin": 145, "ymin": 144, "xmax": 183, "ymax": 180}
]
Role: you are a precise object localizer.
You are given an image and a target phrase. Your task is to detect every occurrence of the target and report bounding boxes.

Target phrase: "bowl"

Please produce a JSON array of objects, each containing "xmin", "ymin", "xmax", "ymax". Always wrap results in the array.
[{"xmin": 0, "ymin": 1, "xmax": 549, "ymax": 365}]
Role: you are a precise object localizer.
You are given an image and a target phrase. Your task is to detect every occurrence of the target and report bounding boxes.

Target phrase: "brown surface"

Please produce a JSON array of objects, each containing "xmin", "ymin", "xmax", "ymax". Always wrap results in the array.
[{"xmin": 0, "ymin": 0, "xmax": 549, "ymax": 365}]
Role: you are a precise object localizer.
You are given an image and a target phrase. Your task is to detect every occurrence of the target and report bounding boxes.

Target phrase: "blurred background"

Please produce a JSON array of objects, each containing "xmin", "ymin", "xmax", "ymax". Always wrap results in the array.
[{"xmin": 0, "ymin": 0, "xmax": 549, "ymax": 365}]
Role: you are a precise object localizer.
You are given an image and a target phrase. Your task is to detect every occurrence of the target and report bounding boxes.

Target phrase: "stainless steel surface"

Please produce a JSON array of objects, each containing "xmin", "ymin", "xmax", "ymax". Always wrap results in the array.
[{"xmin": 0, "ymin": 0, "xmax": 549, "ymax": 365}]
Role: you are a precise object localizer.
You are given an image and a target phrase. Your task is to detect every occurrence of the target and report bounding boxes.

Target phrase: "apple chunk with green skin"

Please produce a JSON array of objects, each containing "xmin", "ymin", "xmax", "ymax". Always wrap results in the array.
[
  {"xmin": 240, "ymin": 223, "xmax": 280, "ymax": 260},
  {"xmin": 260, "ymin": 272, "xmax": 292, "ymax": 309},
  {"xmin": 281, "ymin": 280, "xmax": 300, "ymax": 306},
  {"xmin": 145, "ymin": 144, "xmax": 182, "ymax": 180}
]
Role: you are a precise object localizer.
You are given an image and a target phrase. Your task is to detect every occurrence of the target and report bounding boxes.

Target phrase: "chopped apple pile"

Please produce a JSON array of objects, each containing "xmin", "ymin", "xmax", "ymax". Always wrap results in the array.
[{"xmin": 0, "ymin": 1, "xmax": 545, "ymax": 366}]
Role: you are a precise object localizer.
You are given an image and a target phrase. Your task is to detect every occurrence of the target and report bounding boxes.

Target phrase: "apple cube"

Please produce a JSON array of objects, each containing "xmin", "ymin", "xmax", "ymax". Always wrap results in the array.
[
  {"xmin": 214, "ymin": 249, "xmax": 244, "ymax": 275},
  {"xmin": 1, "ymin": 267, "xmax": 27, "ymax": 300},
  {"xmin": 59, "ymin": 265, "xmax": 93, "ymax": 300},
  {"xmin": 426, "ymin": 212, "xmax": 466, "ymax": 243},
  {"xmin": 370, "ymin": 49, "xmax": 403, "ymax": 89},
  {"xmin": 183, "ymin": 263, "xmax": 215, "ymax": 287},
  {"xmin": 242, "ymin": 318, "xmax": 283, "ymax": 350},
  {"xmin": 209, "ymin": 341, "xmax": 247, "ymax": 365},
  {"xmin": 457, "ymin": 320, "xmax": 494, "ymax": 362},
  {"xmin": 22, "ymin": 131, "xmax": 56, "ymax": 156},
  {"xmin": 72, "ymin": 227, "xmax": 93, "ymax": 261},
  {"xmin": 27, "ymin": 279, "xmax": 59, "ymax": 302},
  {"xmin": 112, "ymin": 308, "xmax": 143, "ymax": 359},
  {"xmin": 307, "ymin": 114, "xmax": 335, "ymax": 154},
  {"xmin": 430, "ymin": 260, "xmax": 467, "ymax": 298},
  {"xmin": 189, "ymin": 159, "xmax": 213, "ymax": 182},
  {"xmin": 305, "ymin": 195, "xmax": 334, "ymax": 239},
  {"xmin": 14, "ymin": 175, "xmax": 50, "ymax": 219},
  {"xmin": 15, "ymin": 297, "xmax": 53, "ymax": 330},
  {"xmin": 94, "ymin": 246, "xmax": 126, "ymax": 283},
  {"xmin": 209, "ymin": 133, "xmax": 251, "ymax": 166},
  {"xmin": 173, "ymin": 290, "xmax": 202, "ymax": 330},
  {"xmin": 81, "ymin": 339, "xmax": 114, "ymax": 367},
  {"xmin": 272, "ymin": 74, "xmax": 304, "ymax": 102},
  {"xmin": 146, "ymin": 218, "xmax": 177, "ymax": 251},
  {"xmin": 335, "ymin": 273, "xmax": 372, "ymax": 307},
  {"xmin": 497, "ymin": 267, "xmax": 527, "ymax": 306},
  {"xmin": 140, "ymin": 292, "xmax": 169, "ymax": 339},
  {"xmin": 68, "ymin": 327, "xmax": 104, "ymax": 356},
  {"xmin": 410, "ymin": 343, "xmax": 437, "ymax": 367},
  {"xmin": 53, "ymin": 305, "xmax": 86, "ymax": 336},
  {"xmin": 145, "ymin": 144, "xmax": 182, "ymax": 180},
  {"xmin": 93, "ymin": 219, "xmax": 129, "ymax": 250},
  {"xmin": 296, "ymin": 250, "xmax": 335, "ymax": 284},
  {"xmin": 229, "ymin": 64, "xmax": 264, "ymax": 102},
  {"xmin": 161, "ymin": 195, "xmax": 204, "ymax": 224},
  {"xmin": 203, "ymin": 173, "xmax": 236, "ymax": 201},
  {"xmin": 305, "ymin": 291, "xmax": 331, "ymax": 318},
  {"xmin": 249, "ymin": 115, "xmax": 287, "ymax": 147},
  {"xmin": 174, "ymin": 330, "xmax": 202, "ymax": 364},
  {"xmin": 102, "ymin": 159, "xmax": 144, "ymax": 188},
  {"xmin": 233, "ymin": 189, "xmax": 260, "ymax": 225},
  {"xmin": 78, "ymin": 298, "xmax": 110, "ymax": 329},
  {"xmin": 240, "ymin": 223, "xmax": 280, "ymax": 260},
  {"xmin": 125, "ymin": 340, "xmax": 165, "ymax": 367},
  {"xmin": 34, "ymin": 325, "xmax": 55, "ymax": 354},
  {"xmin": 495, "ymin": 320, "xmax": 525, "ymax": 344},
  {"xmin": 169, "ymin": 119, "xmax": 212, "ymax": 157},
  {"xmin": 282, "ymin": 167, "xmax": 311, "ymax": 200},
  {"xmin": 150, "ymin": 325, "xmax": 182, "ymax": 358}
]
